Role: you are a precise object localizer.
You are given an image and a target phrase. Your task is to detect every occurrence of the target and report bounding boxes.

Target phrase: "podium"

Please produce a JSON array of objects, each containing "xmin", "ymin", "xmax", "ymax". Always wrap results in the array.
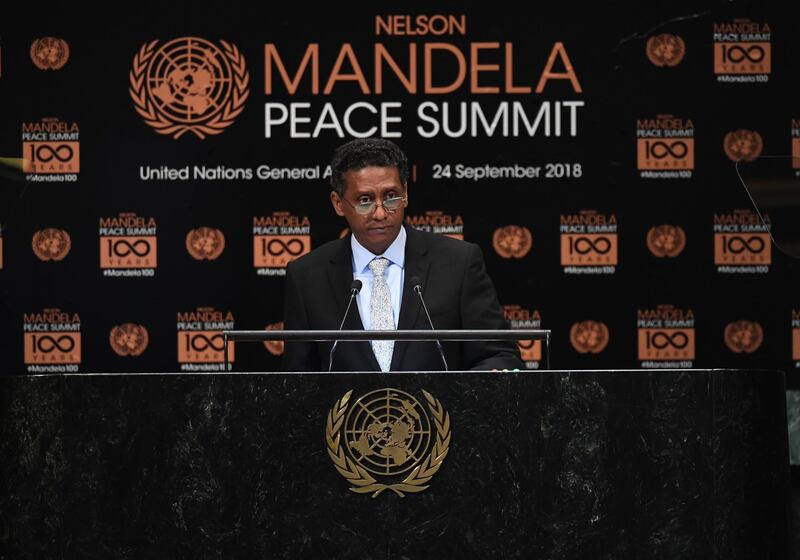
[{"xmin": 0, "ymin": 369, "xmax": 790, "ymax": 558}]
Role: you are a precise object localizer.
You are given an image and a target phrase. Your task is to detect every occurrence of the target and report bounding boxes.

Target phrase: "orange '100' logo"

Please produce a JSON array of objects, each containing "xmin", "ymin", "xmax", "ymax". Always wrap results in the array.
[
  {"xmin": 637, "ymin": 328, "xmax": 695, "ymax": 360},
  {"xmin": 253, "ymin": 235, "xmax": 311, "ymax": 268},
  {"xmin": 22, "ymin": 142, "xmax": 80, "ymax": 174},
  {"xmin": 129, "ymin": 37, "xmax": 250, "ymax": 140},
  {"xmin": 24, "ymin": 332, "xmax": 81, "ymax": 364},
  {"xmin": 714, "ymin": 233, "xmax": 770, "ymax": 264},
  {"xmin": 793, "ymin": 328, "xmax": 800, "ymax": 361},
  {"xmin": 561, "ymin": 234, "xmax": 617, "ymax": 265},
  {"xmin": 714, "ymin": 43, "xmax": 771, "ymax": 74},
  {"xmin": 637, "ymin": 139, "xmax": 694, "ymax": 169},
  {"xmin": 517, "ymin": 339, "xmax": 542, "ymax": 361},
  {"xmin": 177, "ymin": 331, "xmax": 234, "ymax": 363},
  {"xmin": 100, "ymin": 237, "xmax": 157, "ymax": 268}
]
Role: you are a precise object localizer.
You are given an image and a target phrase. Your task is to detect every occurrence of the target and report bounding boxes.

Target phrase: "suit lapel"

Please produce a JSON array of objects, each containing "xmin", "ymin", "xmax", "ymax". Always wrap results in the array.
[
  {"xmin": 327, "ymin": 237, "xmax": 355, "ymax": 325},
  {"xmin": 328, "ymin": 235, "xmax": 380, "ymax": 370},
  {"xmin": 391, "ymin": 227, "xmax": 431, "ymax": 370}
]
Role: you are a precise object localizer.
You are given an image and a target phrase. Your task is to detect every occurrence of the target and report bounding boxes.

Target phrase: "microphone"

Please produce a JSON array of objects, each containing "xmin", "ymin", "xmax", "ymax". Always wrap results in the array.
[
  {"xmin": 410, "ymin": 276, "xmax": 448, "ymax": 371},
  {"xmin": 328, "ymin": 279, "xmax": 362, "ymax": 372}
]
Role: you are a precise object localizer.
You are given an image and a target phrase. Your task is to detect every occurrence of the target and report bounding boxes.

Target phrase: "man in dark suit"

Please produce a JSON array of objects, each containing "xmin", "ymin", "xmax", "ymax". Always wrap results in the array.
[{"xmin": 282, "ymin": 138, "xmax": 522, "ymax": 372}]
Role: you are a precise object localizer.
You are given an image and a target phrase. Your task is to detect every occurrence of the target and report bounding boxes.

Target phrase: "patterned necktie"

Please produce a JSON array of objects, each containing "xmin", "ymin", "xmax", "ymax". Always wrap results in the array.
[{"xmin": 368, "ymin": 257, "xmax": 394, "ymax": 372}]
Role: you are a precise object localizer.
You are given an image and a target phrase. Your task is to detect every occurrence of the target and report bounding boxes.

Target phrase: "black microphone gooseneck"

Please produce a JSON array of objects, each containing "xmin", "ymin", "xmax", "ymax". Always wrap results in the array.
[
  {"xmin": 410, "ymin": 276, "xmax": 448, "ymax": 371},
  {"xmin": 328, "ymin": 279, "xmax": 363, "ymax": 372}
]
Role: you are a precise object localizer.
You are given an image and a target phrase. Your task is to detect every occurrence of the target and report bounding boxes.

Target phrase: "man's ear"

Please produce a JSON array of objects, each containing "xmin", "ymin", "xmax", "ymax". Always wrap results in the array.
[
  {"xmin": 403, "ymin": 183, "xmax": 409, "ymax": 207},
  {"xmin": 330, "ymin": 190, "xmax": 345, "ymax": 217}
]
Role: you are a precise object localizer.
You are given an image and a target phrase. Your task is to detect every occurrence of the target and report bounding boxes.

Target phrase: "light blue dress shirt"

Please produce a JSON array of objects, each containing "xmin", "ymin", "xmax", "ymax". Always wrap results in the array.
[{"xmin": 351, "ymin": 225, "xmax": 406, "ymax": 330}]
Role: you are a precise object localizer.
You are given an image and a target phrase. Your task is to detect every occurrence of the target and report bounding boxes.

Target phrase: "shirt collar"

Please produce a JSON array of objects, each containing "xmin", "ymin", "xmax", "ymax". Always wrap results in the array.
[{"xmin": 351, "ymin": 225, "xmax": 407, "ymax": 274}]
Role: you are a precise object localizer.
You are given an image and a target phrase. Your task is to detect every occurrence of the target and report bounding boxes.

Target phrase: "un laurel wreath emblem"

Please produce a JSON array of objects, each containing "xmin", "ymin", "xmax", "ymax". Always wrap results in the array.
[
  {"xmin": 129, "ymin": 37, "xmax": 250, "ymax": 140},
  {"xmin": 326, "ymin": 388, "xmax": 451, "ymax": 498}
]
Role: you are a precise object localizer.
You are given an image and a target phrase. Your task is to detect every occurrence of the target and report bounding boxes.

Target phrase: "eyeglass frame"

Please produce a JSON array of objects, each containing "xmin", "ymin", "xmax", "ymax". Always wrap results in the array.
[{"xmin": 340, "ymin": 193, "xmax": 408, "ymax": 215}]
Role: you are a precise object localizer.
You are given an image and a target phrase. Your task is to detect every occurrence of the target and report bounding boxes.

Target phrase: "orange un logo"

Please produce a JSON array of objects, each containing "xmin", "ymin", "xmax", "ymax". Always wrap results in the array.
[
  {"xmin": 129, "ymin": 37, "xmax": 250, "ymax": 139},
  {"xmin": 32, "ymin": 228, "xmax": 71, "ymax": 261},
  {"xmin": 109, "ymin": 323, "xmax": 149, "ymax": 357},
  {"xmin": 569, "ymin": 321, "xmax": 610, "ymax": 354},
  {"xmin": 646, "ymin": 225, "xmax": 686, "ymax": 257},
  {"xmin": 724, "ymin": 320, "xmax": 763, "ymax": 353},
  {"xmin": 30, "ymin": 37, "xmax": 69, "ymax": 70},
  {"xmin": 186, "ymin": 227, "xmax": 225, "ymax": 260},
  {"xmin": 493, "ymin": 225, "xmax": 532, "ymax": 259},
  {"xmin": 646, "ymin": 34, "xmax": 685, "ymax": 67},
  {"xmin": 723, "ymin": 129, "xmax": 763, "ymax": 162},
  {"xmin": 263, "ymin": 322, "xmax": 285, "ymax": 356}
]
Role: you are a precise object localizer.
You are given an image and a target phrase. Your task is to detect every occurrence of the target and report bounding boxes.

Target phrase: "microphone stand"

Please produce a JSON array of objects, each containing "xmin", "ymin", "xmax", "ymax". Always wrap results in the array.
[{"xmin": 329, "ymin": 281, "xmax": 362, "ymax": 372}]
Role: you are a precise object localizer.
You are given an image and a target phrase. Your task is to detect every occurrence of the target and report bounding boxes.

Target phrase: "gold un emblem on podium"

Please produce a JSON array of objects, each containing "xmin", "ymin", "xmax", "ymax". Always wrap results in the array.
[{"xmin": 326, "ymin": 388, "xmax": 451, "ymax": 497}]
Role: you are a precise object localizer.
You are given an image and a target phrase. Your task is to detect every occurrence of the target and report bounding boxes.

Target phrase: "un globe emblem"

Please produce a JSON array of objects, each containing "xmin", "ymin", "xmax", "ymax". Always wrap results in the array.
[
  {"xmin": 148, "ymin": 38, "xmax": 231, "ymax": 123},
  {"xmin": 344, "ymin": 389, "xmax": 432, "ymax": 476},
  {"xmin": 130, "ymin": 37, "xmax": 250, "ymax": 139},
  {"xmin": 326, "ymin": 388, "xmax": 451, "ymax": 497}
]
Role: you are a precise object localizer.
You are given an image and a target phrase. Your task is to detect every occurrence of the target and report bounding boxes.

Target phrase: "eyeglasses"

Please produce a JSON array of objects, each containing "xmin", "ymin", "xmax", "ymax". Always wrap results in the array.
[{"xmin": 343, "ymin": 195, "xmax": 407, "ymax": 215}]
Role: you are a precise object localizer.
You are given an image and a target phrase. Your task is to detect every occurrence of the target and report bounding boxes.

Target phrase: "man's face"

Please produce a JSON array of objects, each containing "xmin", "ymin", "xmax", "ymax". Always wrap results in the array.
[{"xmin": 330, "ymin": 166, "xmax": 408, "ymax": 255}]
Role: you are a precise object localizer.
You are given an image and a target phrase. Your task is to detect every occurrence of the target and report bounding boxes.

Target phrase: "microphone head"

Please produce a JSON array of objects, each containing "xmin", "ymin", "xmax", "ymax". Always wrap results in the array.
[
  {"xmin": 410, "ymin": 275, "xmax": 422, "ymax": 293},
  {"xmin": 350, "ymin": 279, "xmax": 363, "ymax": 294}
]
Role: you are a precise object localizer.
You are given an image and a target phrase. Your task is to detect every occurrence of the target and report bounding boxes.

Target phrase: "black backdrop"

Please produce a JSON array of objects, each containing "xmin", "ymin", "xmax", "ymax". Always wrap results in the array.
[{"xmin": 1, "ymin": 1, "xmax": 799, "ymax": 380}]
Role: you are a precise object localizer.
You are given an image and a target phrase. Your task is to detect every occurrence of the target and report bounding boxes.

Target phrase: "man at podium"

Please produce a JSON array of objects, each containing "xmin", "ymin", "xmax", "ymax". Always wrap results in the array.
[{"xmin": 282, "ymin": 138, "xmax": 522, "ymax": 372}]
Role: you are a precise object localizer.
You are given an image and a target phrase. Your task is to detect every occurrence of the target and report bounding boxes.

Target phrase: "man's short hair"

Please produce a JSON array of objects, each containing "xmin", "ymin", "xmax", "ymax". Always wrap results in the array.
[{"xmin": 329, "ymin": 138, "xmax": 409, "ymax": 197}]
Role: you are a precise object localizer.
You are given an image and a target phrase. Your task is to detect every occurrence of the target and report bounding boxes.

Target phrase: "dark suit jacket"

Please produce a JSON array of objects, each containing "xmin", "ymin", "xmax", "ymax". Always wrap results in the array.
[{"xmin": 282, "ymin": 226, "xmax": 523, "ymax": 372}]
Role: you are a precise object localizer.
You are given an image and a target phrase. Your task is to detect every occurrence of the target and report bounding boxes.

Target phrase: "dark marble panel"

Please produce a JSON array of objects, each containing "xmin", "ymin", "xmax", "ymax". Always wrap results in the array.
[
  {"xmin": 0, "ymin": 375, "xmax": 63, "ymax": 559},
  {"xmin": 0, "ymin": 370, "xmax": 791, "ymax": 559},
  {"xmin": 712, "ymin": 370, "xmax": 792, "ymax": 558},
  {"xmin": 511, "ymin": 371, "xmax": 715, "ymax": 559}
]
